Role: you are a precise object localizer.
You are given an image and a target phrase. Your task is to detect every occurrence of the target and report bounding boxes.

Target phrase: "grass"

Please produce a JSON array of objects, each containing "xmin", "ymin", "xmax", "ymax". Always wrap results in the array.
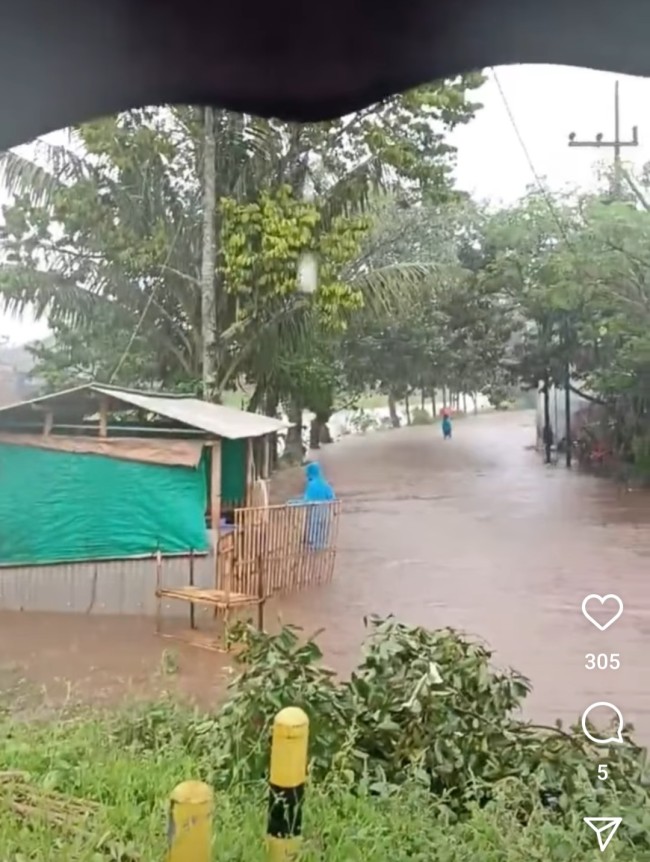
[{"xmin": 0, "ymin": 704, "xmax": 639, "ymax": 861}]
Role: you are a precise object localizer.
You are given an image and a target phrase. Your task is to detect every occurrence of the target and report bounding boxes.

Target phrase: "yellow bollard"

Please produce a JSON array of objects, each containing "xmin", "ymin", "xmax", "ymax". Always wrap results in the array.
[
  {"xmin": 267, "ymin": 707, "xmax": 309, "ymax": 862},
  {"xmin": 167, "ymin": 780, "xmax": 213, "ymax": 862}
]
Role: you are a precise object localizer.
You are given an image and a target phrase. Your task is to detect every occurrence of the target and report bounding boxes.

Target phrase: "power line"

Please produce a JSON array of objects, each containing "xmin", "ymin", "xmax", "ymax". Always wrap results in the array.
[
  {"xmin": 109, "ymin": 217, "xmax": 184, "ymax": 383},
  {"xmin": 491, "ymin": 67, "xmax": 575, "ymax": 249},
  {"xmin": 491, "ymin": 67, "xmax": 576, "ymax": 467}
]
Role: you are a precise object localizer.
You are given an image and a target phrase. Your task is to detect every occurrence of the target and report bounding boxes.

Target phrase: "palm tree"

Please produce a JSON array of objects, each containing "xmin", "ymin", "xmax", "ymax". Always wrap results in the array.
[{"xmin": 0, "ymin": 108, "xmax": 446, "ymax": 418}]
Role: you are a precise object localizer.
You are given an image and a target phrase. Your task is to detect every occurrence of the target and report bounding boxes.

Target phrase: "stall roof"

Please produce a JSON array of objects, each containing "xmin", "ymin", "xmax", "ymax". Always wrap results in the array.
[{"xmin": 0, "ymin": 383, "xmax": 291, "ymax": 440}]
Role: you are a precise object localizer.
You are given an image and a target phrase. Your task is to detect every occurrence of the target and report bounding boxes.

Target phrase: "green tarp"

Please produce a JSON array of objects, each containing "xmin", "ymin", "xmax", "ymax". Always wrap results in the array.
[
  {"xmin": 220, "ymin": 437, "xmax": 247, "ymax": 505},
  {"xmin": 0, "ymin": 443, "xmax": 209, "ymax": 565}
]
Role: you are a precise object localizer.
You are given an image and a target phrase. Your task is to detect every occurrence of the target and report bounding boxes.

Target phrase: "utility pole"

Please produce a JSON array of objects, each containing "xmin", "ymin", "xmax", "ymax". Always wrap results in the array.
[
  {"xmin": 542, "ymin": 372, "xmax": 552, "ymax": 465},
  {"xmin": 562, "ymin": 317, "xmax": 572, "ymax": 469},
  {"xmin": 568, "ymin": 80, "xmax": 639, "ymax": 199},
  {"xmin": 201, "ymin": 106, "xmax": 217, "ymax": 402},
  {"xmin": 564, "ymin": 358, "xmax": 572, "ymax": 469},
  {"xmin": 563, "ymin": 81, "xmax": 639, "ymax": 467}
]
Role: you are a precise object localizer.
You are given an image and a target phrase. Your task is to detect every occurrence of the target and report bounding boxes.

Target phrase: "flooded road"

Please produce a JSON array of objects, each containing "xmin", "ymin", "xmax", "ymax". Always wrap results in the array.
[
  {"xmin": 277, "ymin": 409, "xmax": 650, "ymax": 741},
  {"xmin": 2, "ymin": 409, "xmax": 650, "ymax": 741}
]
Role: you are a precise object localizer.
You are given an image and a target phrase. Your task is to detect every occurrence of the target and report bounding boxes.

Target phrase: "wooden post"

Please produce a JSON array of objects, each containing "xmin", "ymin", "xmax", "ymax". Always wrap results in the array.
[
  {"xmin": 155, "ymin": 549, "xmax": 163, "ymax": 636},
  {"xmin": 262, "ymin": 434, "xmax": 271, "ymax": 479},
  {"xmin": 210, "ymin": 440, "xmax": 222, "ymax": 624},
  {"xmin": 222, "ymin": 536, "xmax": 232, "ymax": 648},
  {"xmin": 210, "ymin": 440, "xmax": 222, "ymax": 534},
  {"xmin": 98, "ymin": 396, "xmax": 108, "ymax": 437},
  {"xmin": 257, "ymin": 553, "xmax": 266, "ymax": 631},
  {"xmin": 246, "ymin": 437, "xmax": 255, "ymax": 505},
  {"xmin": 189, "ymin": 550, "xmax": 195, "ymax": 631}
]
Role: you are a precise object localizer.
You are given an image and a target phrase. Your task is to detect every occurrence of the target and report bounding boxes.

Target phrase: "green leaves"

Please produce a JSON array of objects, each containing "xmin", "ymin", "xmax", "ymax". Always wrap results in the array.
[
  {"xmin": 0, "ymin": 75, "xmax": 484, "ymax": 408},
  {"xmin": 104, "ymin": 615, "xmax": 649, "ymax": 853},
  {"xmin": 480, "ymin": 183, "xmax": 650, "ymax": 473}
]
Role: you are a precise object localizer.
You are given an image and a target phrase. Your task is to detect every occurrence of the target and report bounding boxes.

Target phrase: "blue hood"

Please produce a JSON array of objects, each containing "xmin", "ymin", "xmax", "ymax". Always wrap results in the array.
[
  {"xmin": 306, "ymin": 462, "xmax": 323, "ymax": 481},
  {"xmin": 303, "ymin": 461, "xmax": 336, "ymax": 502}
]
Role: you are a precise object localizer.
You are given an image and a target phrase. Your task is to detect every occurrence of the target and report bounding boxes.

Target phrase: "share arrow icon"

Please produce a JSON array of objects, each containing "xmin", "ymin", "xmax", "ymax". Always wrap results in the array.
[{"xmin": 584, "ymin": 817, "xmax": 622, "ymax": 851}]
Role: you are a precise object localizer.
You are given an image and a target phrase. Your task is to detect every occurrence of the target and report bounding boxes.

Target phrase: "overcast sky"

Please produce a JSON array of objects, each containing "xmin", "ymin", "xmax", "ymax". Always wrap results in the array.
[{"xmin": 4, "ymin": 63, "xmax": 650, "ymax": 346}]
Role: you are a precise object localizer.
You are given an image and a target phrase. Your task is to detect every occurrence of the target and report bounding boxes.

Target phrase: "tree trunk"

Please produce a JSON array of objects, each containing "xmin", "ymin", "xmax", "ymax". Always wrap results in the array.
[
  {"xmin": 309, "ymin": 417, "xmax": 321, "ymax": 450},
  {"xmin": 317, "ymin": 411, "xmax": 333, "ymax": 444},
  {"xmin": 442, "ymin": 386, "xmax": 447, "ymax": 409},
  {"xmin": 388, "ymin": 392, "xmax": 401, "ymax": 428},
  {"xmin": 264, "ymin": 390, "xmax": 279, "ymax": 419},
  {"xmin": 473, "ymin": 393, "xmax": 478, "ymax": 415},
  {"xmin": 309, "ymin": 409, "xmax": 333, "ymax": 449},
  {"xmin": 247, "ymin": 384, "xmax": 264, "ymax": 413},
  {"xmin": 201, "ymin": 106, "xmax": 217, "ymax": 401},
  {"xmin": 404, "ymin": 391, "xmax": 411, "ymax": 425},
  {"xmin": 463, "ymin": 393, "xmax": 468, "ymax": 414},
  {"xmin": 430, "ymin": 389, "xmax": 437, "ymax": 418},
  {"xmin": 284, "ymin": 398, "xmax": 304, "ymax": 462},
  {"xmin": 420, "ymin": 390, "xmax": 426, "ymax": 411}
]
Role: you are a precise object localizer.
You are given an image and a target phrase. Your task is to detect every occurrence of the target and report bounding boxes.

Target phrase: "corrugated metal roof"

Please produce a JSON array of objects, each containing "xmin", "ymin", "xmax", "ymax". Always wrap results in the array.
[
  {"xmin": 92, "ymin": 386, "xmax": 289, "ymax": 439},
  {"xmin": 0, "ymin": 383, "xmax": 290, "ymax": 440}
]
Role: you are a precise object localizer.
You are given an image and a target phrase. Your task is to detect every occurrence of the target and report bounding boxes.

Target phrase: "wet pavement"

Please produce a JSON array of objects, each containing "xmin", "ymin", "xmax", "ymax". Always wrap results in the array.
[{"xmin": 2, "ymin": 409, "xmax": 650, "ymax": 741}]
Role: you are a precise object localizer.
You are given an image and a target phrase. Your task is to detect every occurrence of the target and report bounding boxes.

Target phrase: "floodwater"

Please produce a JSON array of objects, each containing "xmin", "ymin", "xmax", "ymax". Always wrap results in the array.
[
  {"xmin": 278, "ymin": 409, "xmax": 650, "ymax": 741},
  {"xmin": 2, "ymin": 409, "xmax": 650, "ymax": 742}
]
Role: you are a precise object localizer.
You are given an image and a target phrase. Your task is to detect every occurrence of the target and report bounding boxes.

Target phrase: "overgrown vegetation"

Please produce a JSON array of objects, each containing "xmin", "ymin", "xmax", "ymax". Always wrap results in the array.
[
  {"xmin": 3, "ymin": 87, "xmax": 650, "ymax": 465},
  {"xmin": 1, "ymin": 618, "xmax": 648, "ymax": 858}
]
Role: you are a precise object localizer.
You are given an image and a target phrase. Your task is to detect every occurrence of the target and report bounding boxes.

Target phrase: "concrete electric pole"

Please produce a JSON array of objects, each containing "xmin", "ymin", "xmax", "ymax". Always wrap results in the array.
[
  {"xmin": 567, "ymin": 80, "xmax": 639, "ymax": 199},
  {"xmin": 563, "ymin": 81, "xmax": 639, "ymax": 468}
]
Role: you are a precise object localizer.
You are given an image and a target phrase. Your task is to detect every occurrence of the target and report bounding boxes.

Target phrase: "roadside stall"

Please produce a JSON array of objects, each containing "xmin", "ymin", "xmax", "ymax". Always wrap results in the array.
[{"xmin": 0, "ymin": 383, "xmax": 281, "ymax": 621}]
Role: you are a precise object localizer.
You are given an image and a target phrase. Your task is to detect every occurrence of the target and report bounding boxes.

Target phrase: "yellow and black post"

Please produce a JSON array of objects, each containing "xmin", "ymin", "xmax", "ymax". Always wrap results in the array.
[
  {"xmin": 267, "ymin": 706, "xmax": 309, "ymax": 862},
  {"xmin": 167, "ymin": 780, "xmax": 213, "ymax": 862}
]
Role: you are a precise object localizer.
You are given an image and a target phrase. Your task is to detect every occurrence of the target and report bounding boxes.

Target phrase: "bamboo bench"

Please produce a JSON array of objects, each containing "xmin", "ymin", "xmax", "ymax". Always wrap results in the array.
[
  {"xmin": 154, "ymin": 549, "xmax": 265, "ymax": 652},
  {"xmin": 156, "ymin": 586, "xmax": 256, "ymax": 609}
]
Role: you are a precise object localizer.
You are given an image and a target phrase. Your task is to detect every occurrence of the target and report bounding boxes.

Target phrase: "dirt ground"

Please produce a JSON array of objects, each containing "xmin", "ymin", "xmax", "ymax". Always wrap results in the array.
[{"xmin": 2, "ymin": 410, "xmax": 650, "ymax": 739}]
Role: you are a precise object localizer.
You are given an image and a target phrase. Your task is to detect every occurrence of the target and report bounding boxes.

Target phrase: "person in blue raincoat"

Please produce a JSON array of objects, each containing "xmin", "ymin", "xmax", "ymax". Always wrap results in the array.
[
  {"xmin": 290, "ymin": 461, "xmax": 336, "ymax": 549},
  {"xmin": 441, "ymin": 411, "xmax": 452, "ymax": 440}
]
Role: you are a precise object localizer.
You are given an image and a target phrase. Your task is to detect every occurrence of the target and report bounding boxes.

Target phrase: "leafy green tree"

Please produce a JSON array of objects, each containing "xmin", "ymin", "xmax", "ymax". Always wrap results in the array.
[
  {"xmin": 480, "ymin": 182, "xmax": 650, "ymax": 472},
  {"xmin": 0, "ymin": 76, "xmax": 484, "ymax": 441},
  {"xmin": 340, "ymin": 198, "xmax": 513, "ymax": 421}
]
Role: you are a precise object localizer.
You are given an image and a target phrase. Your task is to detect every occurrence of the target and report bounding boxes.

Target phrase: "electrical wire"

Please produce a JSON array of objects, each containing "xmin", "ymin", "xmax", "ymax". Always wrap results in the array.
[
  {"xmin": 108, "ymin": 217, "xmax": 184, "ymax": 383},
  {"xmin": 491, "ymin": 67, "xmax": 576, "ymax": 249}
]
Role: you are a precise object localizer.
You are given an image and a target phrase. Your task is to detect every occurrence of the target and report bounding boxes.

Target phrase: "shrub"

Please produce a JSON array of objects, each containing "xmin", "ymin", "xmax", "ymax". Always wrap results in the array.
[
  {"xmin": 2, "ymin": 617, "xmax": 650, "ymax": 857},
  {"xmin": 112, "ymin": 617, "xmax": 650, "ymax": 844},
  {"xmin": 348, "ymin": 410, "xmax": 380, "ymax": 434}
]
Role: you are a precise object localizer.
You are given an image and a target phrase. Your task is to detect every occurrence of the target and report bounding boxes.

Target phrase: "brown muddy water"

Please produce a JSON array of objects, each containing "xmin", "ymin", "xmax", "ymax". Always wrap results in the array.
[{"xmin": 2, "ymin": 409, "xmax": 649, "ymax": 742}]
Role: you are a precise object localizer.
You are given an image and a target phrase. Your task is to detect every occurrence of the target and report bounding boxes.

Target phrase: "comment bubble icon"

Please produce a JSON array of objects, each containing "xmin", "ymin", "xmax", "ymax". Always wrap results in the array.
[{"xmin": 581, "ymin": 702, "xmax": 625, "ymax": 745}]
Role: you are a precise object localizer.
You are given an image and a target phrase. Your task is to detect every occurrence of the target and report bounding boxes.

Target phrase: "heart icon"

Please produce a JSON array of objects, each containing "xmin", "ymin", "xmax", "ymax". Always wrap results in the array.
[{"xmin": 581, "ymin": 594, "xmax": 624, "ymax": 631}]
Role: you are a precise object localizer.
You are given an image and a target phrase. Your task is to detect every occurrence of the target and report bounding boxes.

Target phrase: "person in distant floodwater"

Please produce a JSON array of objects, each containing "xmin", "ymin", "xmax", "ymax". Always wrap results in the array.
[{"xmin": 441, "ymin": 409, "xmax": 452, "ymax": 441}]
